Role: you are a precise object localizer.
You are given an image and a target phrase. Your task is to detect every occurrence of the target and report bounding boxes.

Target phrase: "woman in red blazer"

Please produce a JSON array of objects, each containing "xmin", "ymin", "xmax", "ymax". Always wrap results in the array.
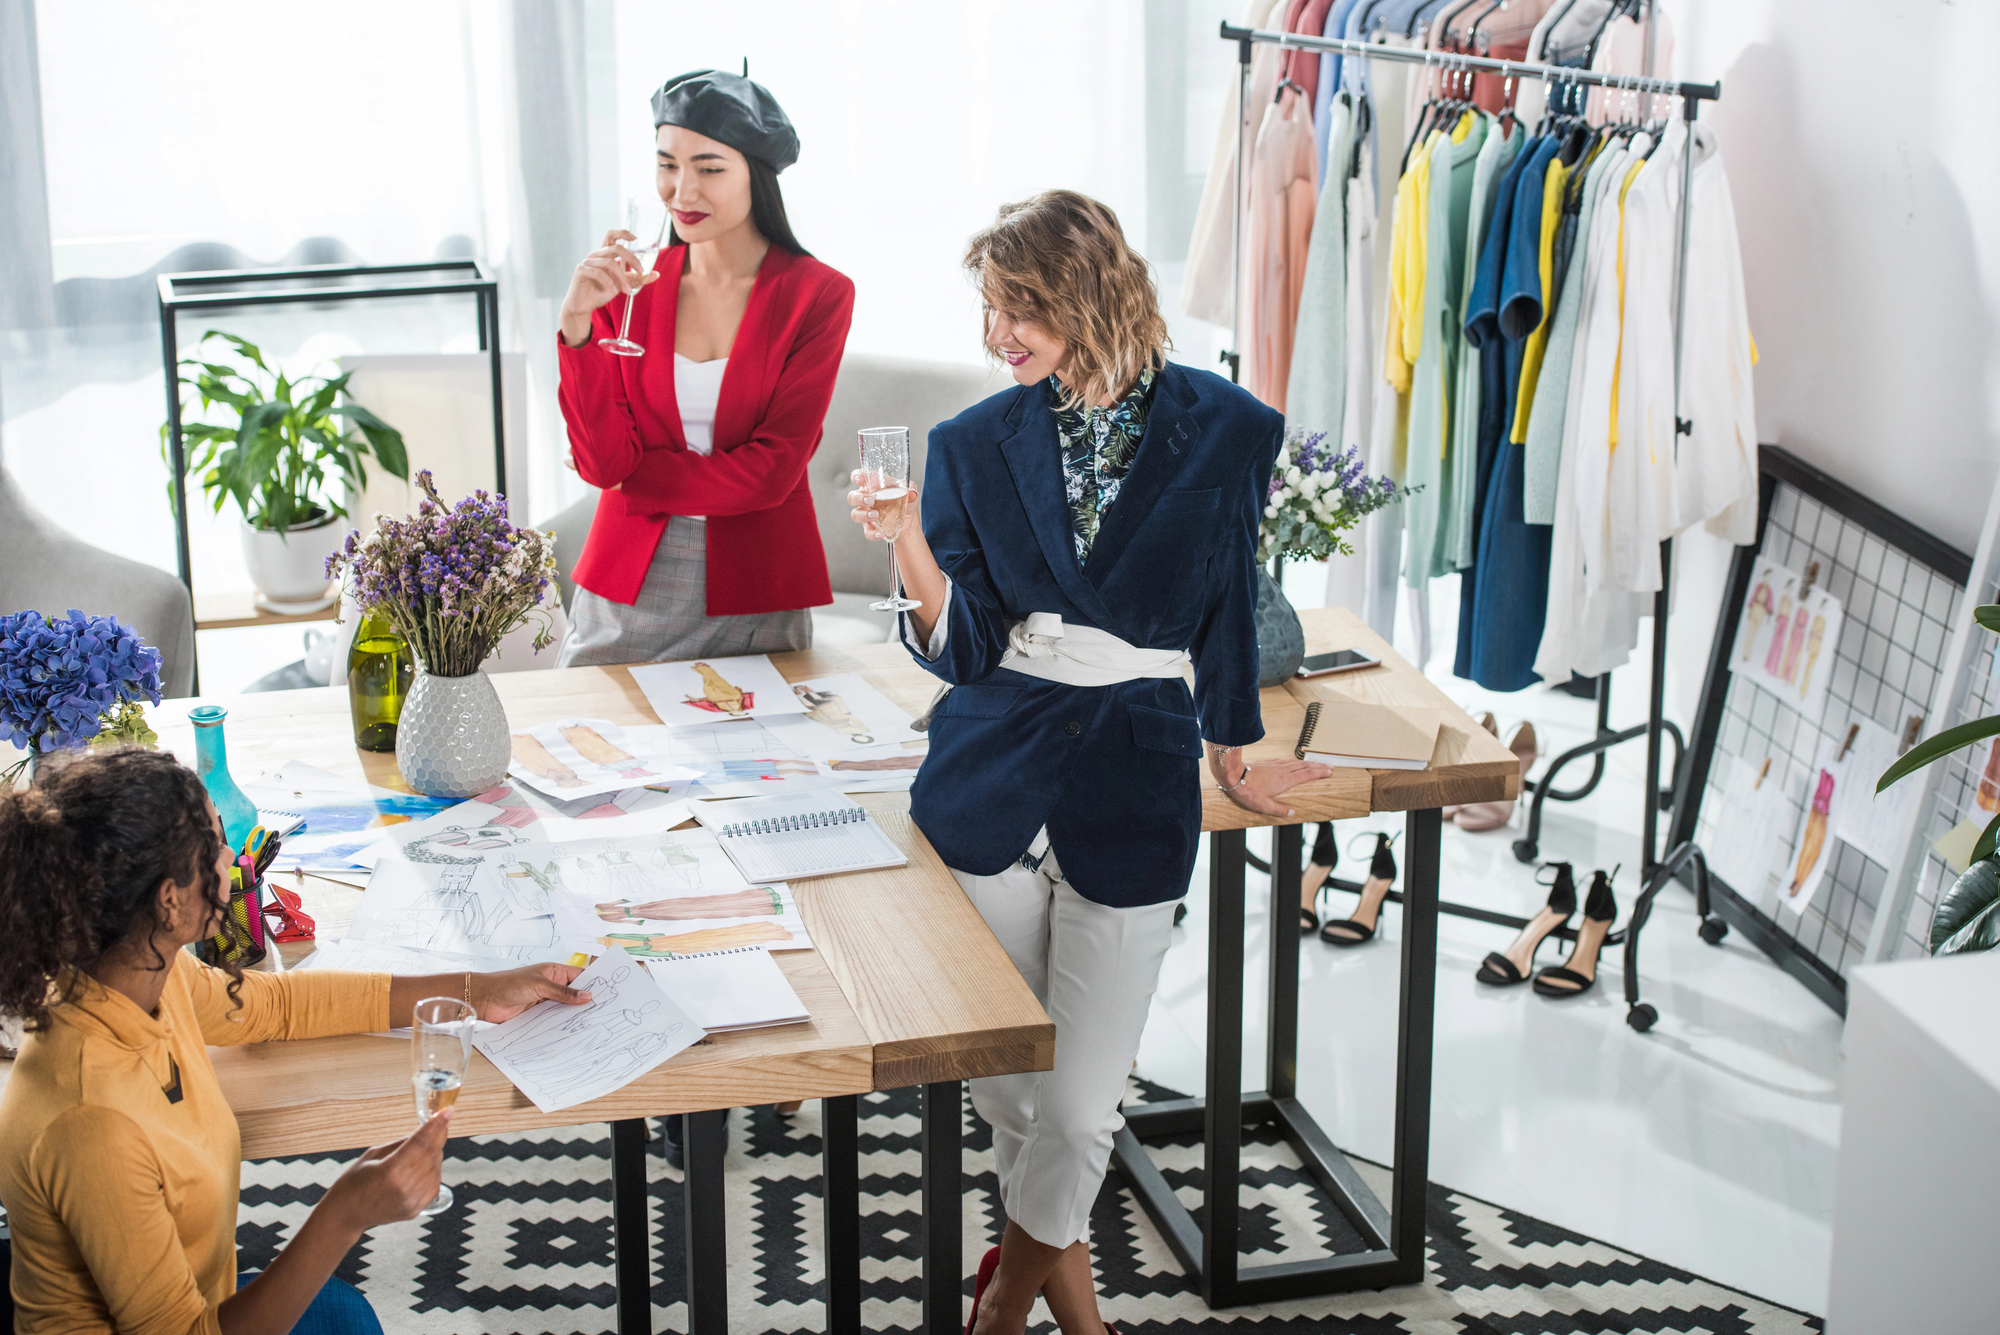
[{"xmin": 555, "ymin": 70, "xmax": 854, "ymax": 667}]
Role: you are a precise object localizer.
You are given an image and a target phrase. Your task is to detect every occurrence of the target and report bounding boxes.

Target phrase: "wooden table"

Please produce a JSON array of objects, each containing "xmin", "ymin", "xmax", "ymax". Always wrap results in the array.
[
  {"xmin": 1, "ymin": 611, "xmax": 1509, "ymax": 1326},
  {"xmin": 0, "ymin": 648, "xmax": 1052, "ymax": 1335},
  {"xmin": 1110, "ymin": 605, "xmax": 1519, "ymax": 1308}
]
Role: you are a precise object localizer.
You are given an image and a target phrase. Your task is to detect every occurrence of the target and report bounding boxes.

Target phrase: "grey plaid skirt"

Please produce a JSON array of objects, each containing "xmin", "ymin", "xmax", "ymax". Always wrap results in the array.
[{"xmin": 556, "ymin": 516, "xmax": 812, "ymax": 668}]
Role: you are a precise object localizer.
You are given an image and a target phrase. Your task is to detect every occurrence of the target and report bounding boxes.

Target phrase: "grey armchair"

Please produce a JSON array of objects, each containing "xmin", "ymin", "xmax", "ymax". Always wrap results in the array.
[
  {"xmin": 536, "ymin": 353, "xmax": 1003, "ymax": 645},
  {"xmin": 0, "ymin": 468, "xmax": 197, "ymax": 698}
]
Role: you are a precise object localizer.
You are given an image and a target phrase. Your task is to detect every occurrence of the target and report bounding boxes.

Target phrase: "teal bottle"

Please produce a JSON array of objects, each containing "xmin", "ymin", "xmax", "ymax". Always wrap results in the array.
[{"xmin": 189, "ymin": 705, "xmax": 258, "ymax": 851}]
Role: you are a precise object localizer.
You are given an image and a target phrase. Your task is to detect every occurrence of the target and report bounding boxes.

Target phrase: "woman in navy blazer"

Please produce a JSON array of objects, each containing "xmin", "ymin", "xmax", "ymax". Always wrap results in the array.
[{"xmin": 851, "ymin": 191, "xmax": 1329, "ymax": 1335}]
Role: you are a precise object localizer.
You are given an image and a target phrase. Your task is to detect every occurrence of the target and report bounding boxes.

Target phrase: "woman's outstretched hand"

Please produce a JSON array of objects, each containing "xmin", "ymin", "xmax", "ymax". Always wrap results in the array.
[
  {"xmin": 1207, "ymin": 746, "xmax": 1333, "ymax": 819},
  {"xmin": 559, "ymin": 228, "xmax": 661, "ymax": 347}
]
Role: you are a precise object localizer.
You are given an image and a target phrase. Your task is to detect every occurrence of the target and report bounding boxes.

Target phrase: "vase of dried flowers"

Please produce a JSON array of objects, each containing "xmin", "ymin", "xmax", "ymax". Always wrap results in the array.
[{"xmin": 326, "ymin": 471, "xmax": 556, "ymax": 798}]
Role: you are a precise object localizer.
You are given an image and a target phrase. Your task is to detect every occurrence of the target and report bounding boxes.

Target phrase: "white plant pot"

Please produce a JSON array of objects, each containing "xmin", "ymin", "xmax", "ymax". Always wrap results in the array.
[{"xmin": 240, "ymin": 513, "xmax": 345, "ymax": 615}]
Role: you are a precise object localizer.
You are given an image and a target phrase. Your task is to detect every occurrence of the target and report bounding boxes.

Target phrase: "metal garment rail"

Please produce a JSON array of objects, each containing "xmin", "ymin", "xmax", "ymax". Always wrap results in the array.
[
  {"xmin": 1117, "ymin": 24, "xmax": 1735, "ymax": 1311},
  {"xmin": 1222, "ymin": 17, "xmax": 1728, "ymax": 969}
]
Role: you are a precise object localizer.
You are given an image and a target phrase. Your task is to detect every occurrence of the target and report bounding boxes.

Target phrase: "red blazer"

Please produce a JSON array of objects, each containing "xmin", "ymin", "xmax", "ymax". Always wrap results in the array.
[{"xmin": 557, "ymin": 244, "xmax": 855, "ymax": 613}]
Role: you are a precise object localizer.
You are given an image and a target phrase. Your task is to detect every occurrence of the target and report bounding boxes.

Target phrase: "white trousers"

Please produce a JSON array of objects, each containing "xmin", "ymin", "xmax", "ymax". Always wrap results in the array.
[{"xmin": 950, "ymin": 849, "xmax": 1179, "ymax": 1249}]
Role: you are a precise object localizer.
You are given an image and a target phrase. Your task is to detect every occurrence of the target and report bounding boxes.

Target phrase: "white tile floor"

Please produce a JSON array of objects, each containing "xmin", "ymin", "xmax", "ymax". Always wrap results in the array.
[{"xmin": 1133, "ymin": 592, "xmax": 1843, "ymax": 1318}]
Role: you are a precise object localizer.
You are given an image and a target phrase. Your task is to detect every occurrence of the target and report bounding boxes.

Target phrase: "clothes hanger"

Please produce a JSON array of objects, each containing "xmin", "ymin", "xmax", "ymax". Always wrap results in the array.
[{"xmin": 1399, "ymin": 50, "xmax": 1445, "ymax": 175}]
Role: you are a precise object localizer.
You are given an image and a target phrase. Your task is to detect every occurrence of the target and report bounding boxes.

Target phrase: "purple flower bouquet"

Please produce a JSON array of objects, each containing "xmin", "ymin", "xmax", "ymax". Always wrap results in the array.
[
  {"xmin": 1, "ymin": 610, "xmax": 165, "ymax": 783},
  {"xmin": 325, "ymin": 471, "xmax": 558, "ymax": 678},
  {"xmin": 1258, "ymin": 428, "xmax": 1408, "ymax": 565}
]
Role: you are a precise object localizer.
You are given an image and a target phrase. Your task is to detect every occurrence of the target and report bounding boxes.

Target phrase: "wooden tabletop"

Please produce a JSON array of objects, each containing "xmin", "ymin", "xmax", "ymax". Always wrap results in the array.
[{"xmin": 0, "ymin": 609, "xmax": 1509, "ymax": 1156}]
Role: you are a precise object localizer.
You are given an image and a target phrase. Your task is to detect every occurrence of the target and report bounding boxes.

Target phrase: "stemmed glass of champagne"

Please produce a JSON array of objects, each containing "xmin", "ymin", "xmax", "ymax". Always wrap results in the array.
[
  {"xmin": 410, "ymin": 996, "xmax": 475, "ymax": 1216},
  {"xmin": 858, "ymin": 427, "xmax": 921, "ymax": 613},
  {"xmin": 599, "ymin": 194, "xmax": 672, "ymax": 357}
]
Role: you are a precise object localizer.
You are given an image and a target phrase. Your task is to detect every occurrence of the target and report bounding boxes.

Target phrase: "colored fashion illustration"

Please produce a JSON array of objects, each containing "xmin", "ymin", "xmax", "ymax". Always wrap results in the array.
[
  {"xmin": 598, "ymin": 921, "xmax": 795, "ymax": 955},
  {"xmin": 511, "ymin": 734, "xmax": 586, "ymax": 789},
  {"xmin": 687, "ymin": 662, "xmax": 753, "ymax": 717},
  {"xmin": 1742, "ymin": 579, "xmax": 1772, "ymax": 661},
  {"xmin": 559, "ymin": 724, "xmax": 657, "ymax": 779},
  {"xmin": 793, "ymin": 683, "xmax": 875, "ymax": 744},
  {"xmin": 595, "ymin": 886, "xmax": 783, "ymax": 922},
  {"xmin": 1788, "ymin": 768, "xmax": 1835, "ymax": 898}
]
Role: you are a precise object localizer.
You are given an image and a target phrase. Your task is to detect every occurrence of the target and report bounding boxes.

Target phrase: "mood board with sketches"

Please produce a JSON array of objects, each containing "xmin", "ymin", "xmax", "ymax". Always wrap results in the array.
[
  {"xmin": 1684, "ymin": 449, "xmax": 1972, "ymax": 1005},
  {"xmin": 285, "ymin": 652, "xmax": 925, "ymax": 1111}
]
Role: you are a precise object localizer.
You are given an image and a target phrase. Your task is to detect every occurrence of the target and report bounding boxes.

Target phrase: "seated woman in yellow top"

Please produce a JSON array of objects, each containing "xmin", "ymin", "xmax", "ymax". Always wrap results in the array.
[{"xmin": 0, "ymin": 748, "xmax": 591, "ymax": 1335}]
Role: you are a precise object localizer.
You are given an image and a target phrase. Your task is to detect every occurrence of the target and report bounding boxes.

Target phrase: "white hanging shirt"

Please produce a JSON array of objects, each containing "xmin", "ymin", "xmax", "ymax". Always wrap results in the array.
[{"xmin": 674, "ymin": 353, "xmax": 727, "ymax": 522}]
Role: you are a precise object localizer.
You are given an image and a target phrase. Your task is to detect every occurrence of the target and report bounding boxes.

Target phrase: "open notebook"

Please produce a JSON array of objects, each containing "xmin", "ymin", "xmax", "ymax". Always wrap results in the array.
[
  {"xmin": 644, "ymin": 946, "xmax": 809, "ymax": 1032},
  {"xmin": 691, "ymin": 792, "xmax": 907, "ymax": 883}
]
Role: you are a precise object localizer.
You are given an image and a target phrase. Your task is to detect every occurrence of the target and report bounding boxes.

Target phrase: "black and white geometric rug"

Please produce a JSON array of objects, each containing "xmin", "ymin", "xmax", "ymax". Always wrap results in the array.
[{"xmin": 239, "ymin": 1080, "xmax": 1822, "ymax": 1333}]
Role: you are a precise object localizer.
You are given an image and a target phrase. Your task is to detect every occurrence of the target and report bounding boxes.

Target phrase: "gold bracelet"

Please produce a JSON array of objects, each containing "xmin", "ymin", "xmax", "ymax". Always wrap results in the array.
[{"xmin": 464, "ymin": 971, "xmax": 472, "ymax": 1012}]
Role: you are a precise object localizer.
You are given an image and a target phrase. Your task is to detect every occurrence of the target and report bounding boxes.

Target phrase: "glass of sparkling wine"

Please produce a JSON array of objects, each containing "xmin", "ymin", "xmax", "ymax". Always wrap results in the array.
[
  {"xmin": 858, "ymin": 427, "xmax": 920, "ymax": 613},
  {"xmin": 411, "ymin": 996, "xmax": 474, "ymax": 1216},
  {"xmin": 599, "ymin": 194, "xmax": 672, "ymax": 357}
]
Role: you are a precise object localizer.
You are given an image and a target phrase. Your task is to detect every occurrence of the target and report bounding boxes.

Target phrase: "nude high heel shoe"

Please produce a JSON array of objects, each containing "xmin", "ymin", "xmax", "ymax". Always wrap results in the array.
[
  {"xmin": 1454, "ymin": 721, "xmax": 1539, "ymax": 832},
  {"xmin": 1444, "ymin": 713, "xmax": 1500, "ymax": 819}
]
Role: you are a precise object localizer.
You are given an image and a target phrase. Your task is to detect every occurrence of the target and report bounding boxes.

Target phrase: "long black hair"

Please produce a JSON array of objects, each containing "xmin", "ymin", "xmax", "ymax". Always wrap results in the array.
[
  {"xmin": 0, "ymin": 747, "xmax": 235, "ymax": 1031},
  {"xmin": 670, "ymin": 155, "xmax": 809, "ymax": 256}
]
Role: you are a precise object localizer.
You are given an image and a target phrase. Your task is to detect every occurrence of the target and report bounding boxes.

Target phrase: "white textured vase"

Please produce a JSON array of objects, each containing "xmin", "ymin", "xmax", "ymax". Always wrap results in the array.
[{"xmin": 396, "ymin": 670, "xmax": 510, "ymax": 799}]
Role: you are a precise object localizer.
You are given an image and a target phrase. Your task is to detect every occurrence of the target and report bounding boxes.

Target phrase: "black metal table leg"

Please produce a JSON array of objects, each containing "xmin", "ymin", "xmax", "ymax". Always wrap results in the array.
[
  {"xmin": 684, "ymin": 1109, "xmax": 729, "ymax": 1335},
  {"xmin": 822, "ymin": 1095, "xmax": 861, "ymax": 1335},
  {"xmin": 1111, "ymin": 812, "xmax": 1443, "ymax": 1305},
  {"xmin": 1200, "ymin": 826, "xmax": 1249, "ymax": 1305},
  {"xmin": 1388, "ymin": 807, "xmax": 1441, "ymax": 1284},
  {"xmin": 610, "ymin": 1117, "xmax": 652, "ymax": 1335},
  {"xmin": 920, "ymin": 1080, "xmax": 962, "ymax": 1335}
]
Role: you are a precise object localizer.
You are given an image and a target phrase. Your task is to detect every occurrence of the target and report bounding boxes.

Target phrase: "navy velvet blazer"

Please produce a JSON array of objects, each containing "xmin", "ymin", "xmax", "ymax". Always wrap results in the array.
[{"xmin": 904, "ymin": 361, "xmax": 1283, "ymax": 907}]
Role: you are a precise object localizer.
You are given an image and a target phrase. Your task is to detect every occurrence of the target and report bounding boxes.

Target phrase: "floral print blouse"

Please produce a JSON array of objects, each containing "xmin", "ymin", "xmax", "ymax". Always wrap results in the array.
[{"xmin": 1052, "ymin": 367, "xmax": 1157, "ymax": 565}]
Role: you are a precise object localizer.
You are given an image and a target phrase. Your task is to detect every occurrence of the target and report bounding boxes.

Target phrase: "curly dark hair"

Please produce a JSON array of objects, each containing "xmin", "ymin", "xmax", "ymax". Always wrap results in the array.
[{"xmin": 0, "ymin": 746, "xmax": 236, "ymax": 1031}]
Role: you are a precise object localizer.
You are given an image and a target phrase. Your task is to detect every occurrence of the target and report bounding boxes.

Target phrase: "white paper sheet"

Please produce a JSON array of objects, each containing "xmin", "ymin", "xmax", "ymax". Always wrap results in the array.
[
  {"xmin": 507, "ymin": 830, "xmax": 814, "ymax": 954},
  {"xmin": 346, "ymin": 857, "xmax": 584, "ymax": 961},
  {"xmin": 1702, "ymin": 755, "xmax": 1791, "ymax": 910},
  {"xmin": 473, "ymin": 956, "xmax": 702, "ymax": 1113},
  {"xmin": 621, "ymin": 720, "xmax": 847, "ymax": 798},
  {"xmin": 1835, "ymin": 719, "xmax": 1922, "ymax": 867},
  {"xmin": 238, "ymin": 763, "xmax": 455, "ymax": 871},
  {"xmin": 762, "ymin": 674, "xmax": 926, "ymax": 755},
  {"xmin": 642, "ymin": 946, "xmax": 809, "ymax": 1031},
  {"xmin": 506, "ymin": 717, "xmax": 696, "ymax": 799},
  {"xmin": 355, "ymin": 783, "xmax": 694, "ymax": 868},
  {"xmin": 628, "ymin": 654, "xmax": 809, "ymax": 724}
]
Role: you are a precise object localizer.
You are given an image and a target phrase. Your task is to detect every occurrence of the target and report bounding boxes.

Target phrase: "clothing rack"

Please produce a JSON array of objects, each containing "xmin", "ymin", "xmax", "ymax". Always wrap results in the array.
[{"xmin": 1221, "ymin": 20, "xmax": 1727, "ymax": 953}]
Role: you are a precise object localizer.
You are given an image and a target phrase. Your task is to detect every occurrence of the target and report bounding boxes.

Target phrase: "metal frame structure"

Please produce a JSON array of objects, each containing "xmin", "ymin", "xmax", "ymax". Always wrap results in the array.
[
  {"xmin": 156, "ymin": 260, "xmax": 506, "ymax": 689},
  {"xmin": 1623, "ymin": 446, "xmax": 1976, "ymax": 1020},
  {"xmin": 1113, "ymin": 812, "xmax": 1442, "ymax": 1304},
  {"xmin": 1115, "ymin": 20, "xmax": 1732, "ymax": 1305}
]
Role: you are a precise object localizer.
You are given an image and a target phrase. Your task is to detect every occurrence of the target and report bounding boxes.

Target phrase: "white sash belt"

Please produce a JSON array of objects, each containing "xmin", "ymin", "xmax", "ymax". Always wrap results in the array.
[{"xmin": 996, "ymin": 613, "xmax": 1190, "ymax": 687}]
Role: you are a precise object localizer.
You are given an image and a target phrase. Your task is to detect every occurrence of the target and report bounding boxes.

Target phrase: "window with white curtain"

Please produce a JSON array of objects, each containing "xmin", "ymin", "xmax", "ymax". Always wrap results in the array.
[{"xmin": 2, "ymin": 0, "xmax": 1234, "ymax": 607}]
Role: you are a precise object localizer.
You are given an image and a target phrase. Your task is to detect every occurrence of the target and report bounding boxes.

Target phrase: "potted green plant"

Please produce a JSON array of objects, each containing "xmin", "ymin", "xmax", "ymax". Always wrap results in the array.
[
  {"xmin": 164, "ymin": 331, "xmax": 409, "ymax": 613},
  {"xmin": 1877, "ymin": 603, "xmax": 2000, "ymax": 954}
]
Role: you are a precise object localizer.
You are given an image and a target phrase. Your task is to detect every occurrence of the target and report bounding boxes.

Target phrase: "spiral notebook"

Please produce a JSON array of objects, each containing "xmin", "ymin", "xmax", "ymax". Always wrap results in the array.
[
  {"xmin": 1291, "ymin": 696, "xmax": 1442, "ymax": 771},
  {"xmin": 690, "ymin": 792, "xmax": 908, "ymax": 883},
  {"xmin": 643, "ymin": 945, "xmax": 810, "ymax": 1032}
]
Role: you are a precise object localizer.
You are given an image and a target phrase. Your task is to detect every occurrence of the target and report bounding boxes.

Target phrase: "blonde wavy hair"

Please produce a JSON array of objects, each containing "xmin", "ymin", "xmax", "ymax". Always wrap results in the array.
[{"xmin": 964, "ymin": 190, "xmax": 1170, "ymax": 412}]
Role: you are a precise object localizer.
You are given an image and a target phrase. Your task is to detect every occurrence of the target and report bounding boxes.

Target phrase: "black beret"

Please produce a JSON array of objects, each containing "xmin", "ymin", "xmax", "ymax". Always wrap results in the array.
[{"xmin": 651, "ymin": 70, "xmax": 799, "ymax": 174}]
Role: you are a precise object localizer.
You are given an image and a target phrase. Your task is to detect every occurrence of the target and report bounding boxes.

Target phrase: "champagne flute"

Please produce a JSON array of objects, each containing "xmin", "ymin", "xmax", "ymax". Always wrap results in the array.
[
  {"xmin": 411, "ymin": 996, "xmax": 474, "ymax": 1216},
  {"xmin": 858, "ymin": 427, "xmax": 921, "ymax": 613},
  {"xmin": 599, "ymin": 194, "xmax": 671, "ymax": 357}
]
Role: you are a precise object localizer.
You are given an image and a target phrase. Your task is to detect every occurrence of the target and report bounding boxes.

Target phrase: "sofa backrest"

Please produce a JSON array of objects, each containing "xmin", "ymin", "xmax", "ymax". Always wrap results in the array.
[{"xmin": 814, "ymin": 353, "xmax": 1006, "ymax": 596}]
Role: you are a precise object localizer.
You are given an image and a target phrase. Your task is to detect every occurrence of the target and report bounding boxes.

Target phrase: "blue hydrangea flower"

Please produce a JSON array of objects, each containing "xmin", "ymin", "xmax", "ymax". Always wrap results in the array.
[{"xmin": 0, "ymin": 610, "xmax": 165, "ymax": 753}]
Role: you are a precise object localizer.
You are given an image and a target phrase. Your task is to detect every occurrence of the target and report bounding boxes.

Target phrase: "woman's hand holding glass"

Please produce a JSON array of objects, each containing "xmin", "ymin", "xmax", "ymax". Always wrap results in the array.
[{"xmin": 559, "ymin": 195, "xmax": 671, "ymax": 351}]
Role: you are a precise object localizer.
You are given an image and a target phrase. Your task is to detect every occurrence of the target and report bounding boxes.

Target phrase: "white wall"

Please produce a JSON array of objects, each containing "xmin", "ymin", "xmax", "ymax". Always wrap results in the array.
[{"xmin": 1649, "ymin": 0, "xmax": 2000, "ymax": 725}]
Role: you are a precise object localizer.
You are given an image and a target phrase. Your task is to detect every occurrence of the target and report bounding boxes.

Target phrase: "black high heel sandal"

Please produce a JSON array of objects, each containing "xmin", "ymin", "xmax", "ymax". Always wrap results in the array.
[
  {"xmin": 1301, "ymin": 822, "xmax": 1338, "ymax": 934},
  {"xmin": 1533, "ymin": 866, "xmax": 1618, "ymax": 998},
  {"xmin": 1477, "ymin": 863, "xmax": 1577, "ymax": 986},
  {"xmin": 1319, "ymin": 832, "xmax": 1397, "ymax": 947}
]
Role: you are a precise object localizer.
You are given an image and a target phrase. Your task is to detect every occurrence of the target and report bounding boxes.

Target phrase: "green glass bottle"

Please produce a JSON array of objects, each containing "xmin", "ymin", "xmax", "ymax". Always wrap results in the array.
[{"xmin": 347, "ymin": 614, "xmax": 413, "ymax": 752}]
